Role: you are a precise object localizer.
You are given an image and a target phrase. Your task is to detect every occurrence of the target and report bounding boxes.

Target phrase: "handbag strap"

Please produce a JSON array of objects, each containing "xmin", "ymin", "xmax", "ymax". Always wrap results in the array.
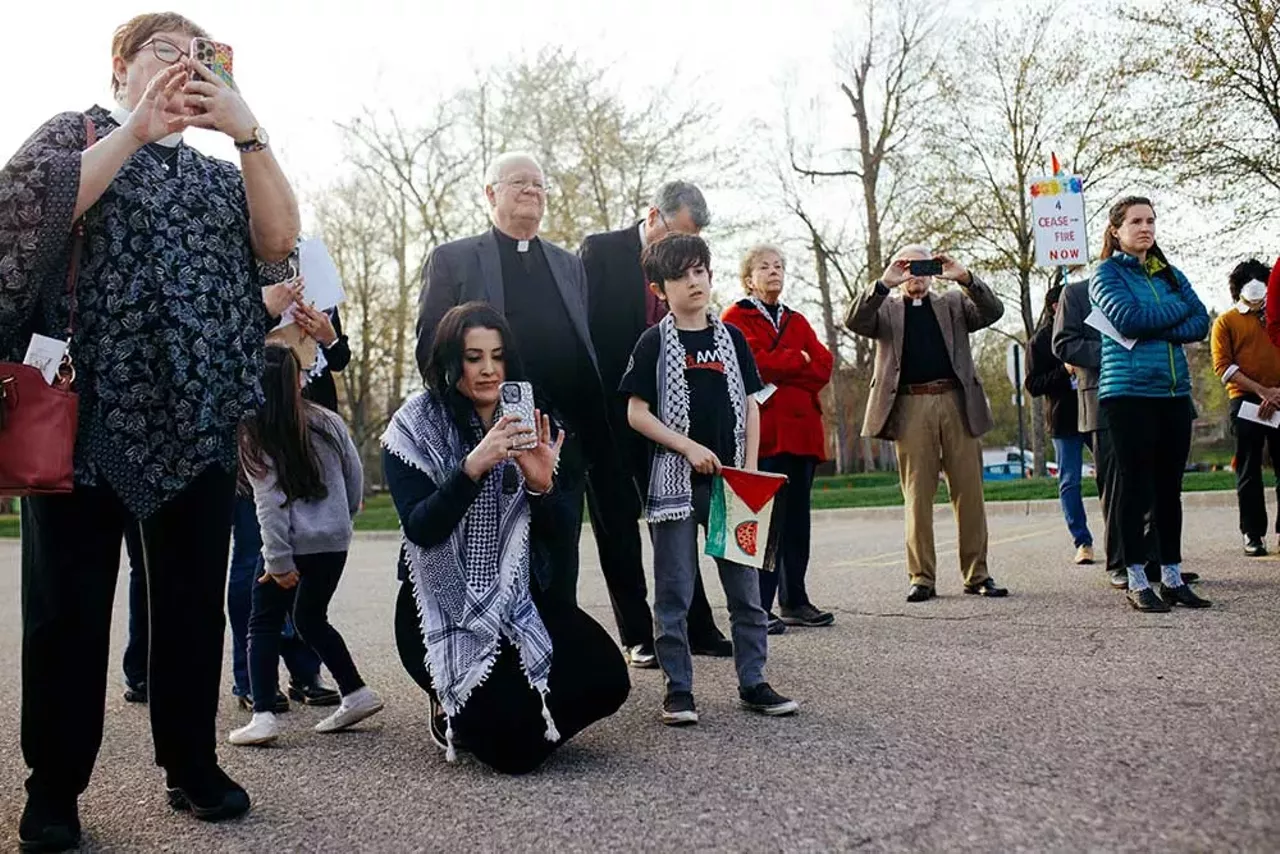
[{"xmin": 63, "ymin": 115, "xmax": 97, "ymax": 340}]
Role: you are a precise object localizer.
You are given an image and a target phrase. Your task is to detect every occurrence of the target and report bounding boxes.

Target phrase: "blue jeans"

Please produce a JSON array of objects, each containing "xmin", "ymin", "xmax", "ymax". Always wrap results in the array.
[
  {"xmin": 227, "ymin": 495, "xmax": 321, "ymax": 697},
  {"xmin": 649, "ymin": 484, "xmax": 768, "ymax": 695},
  {"xmin": 1053, "ymin": 436, "xmax": 1094, "ymax": 548}
]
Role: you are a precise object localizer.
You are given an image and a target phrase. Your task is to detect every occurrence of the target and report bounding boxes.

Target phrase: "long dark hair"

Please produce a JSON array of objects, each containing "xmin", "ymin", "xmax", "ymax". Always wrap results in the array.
[
  {"xmin": 425, "ymin": 302, "xmax": 527, "ymax": 433},
  {"xmin": 239, "ymin": 344, "xmax": 341, "ymax": 505},
  {"xmin": 1100, "ymin": 195, "xmax": 1180, "ymax": 291}
]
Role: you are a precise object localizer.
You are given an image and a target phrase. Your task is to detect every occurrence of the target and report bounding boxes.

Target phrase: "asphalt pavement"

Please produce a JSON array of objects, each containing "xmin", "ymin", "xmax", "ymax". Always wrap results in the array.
[{"xmin": 1, "ymin": 496, "xmax": 1277, "ymax": 852}]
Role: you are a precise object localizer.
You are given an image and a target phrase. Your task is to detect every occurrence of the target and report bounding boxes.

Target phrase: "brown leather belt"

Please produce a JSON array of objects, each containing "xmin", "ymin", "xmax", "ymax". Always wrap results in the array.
[{"xmin": 900, "ymin": 378, "xmax": 960, "ymax": 395}]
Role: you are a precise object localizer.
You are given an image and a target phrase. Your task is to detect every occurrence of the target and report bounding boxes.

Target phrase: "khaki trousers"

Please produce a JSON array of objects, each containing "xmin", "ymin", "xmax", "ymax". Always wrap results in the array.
[{"xmin": 892, "ymin": 391, "xmax": 990, "ymax": 588}]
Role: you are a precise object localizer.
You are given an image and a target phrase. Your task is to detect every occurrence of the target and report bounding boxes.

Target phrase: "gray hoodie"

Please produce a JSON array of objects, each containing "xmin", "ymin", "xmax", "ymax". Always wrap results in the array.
[{"xmin": 248, "ymin": 406, "xmax": 364, "ymax": 575}]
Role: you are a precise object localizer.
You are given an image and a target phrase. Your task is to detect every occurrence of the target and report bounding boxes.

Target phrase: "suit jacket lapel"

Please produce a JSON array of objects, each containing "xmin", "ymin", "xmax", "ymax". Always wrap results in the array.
[
  {"xmin": 546, "ymin": 247, "xmax": 601, "ymax": 373},
  {"xmin": 476, "ymin": 231, "xmax": 504, "ymax": 312},
  {"xmin": 624, "ymin": 224, "xmax": 646, "ymax": 331},
  {"xmin": 891, "ymin": 296, "xmax": 905, "ymax": 367},
  {"xmin": 930, "ymin": 295, "xmax": 956, "ymax": 366}
]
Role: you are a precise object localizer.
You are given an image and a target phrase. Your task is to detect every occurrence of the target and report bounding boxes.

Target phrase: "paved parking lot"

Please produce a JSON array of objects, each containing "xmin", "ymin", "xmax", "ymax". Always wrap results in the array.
[{"xmin": 1, "ymin": 497, "xmax": 1278, "ymax": 852}]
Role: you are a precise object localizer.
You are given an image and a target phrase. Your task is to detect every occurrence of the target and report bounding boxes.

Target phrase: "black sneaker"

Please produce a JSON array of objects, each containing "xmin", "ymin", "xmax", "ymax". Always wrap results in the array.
[
  {"xmin": 766, "ymin": 613, "xmax": 787, "ymax": 635},
  {"xmin": 780, "ymin": 603, "xmax": 835, "ymax": 627},
  {"xmin": 1244, "ymin": 535, "xmax": 1267, "ymax": 557},
  {"xmin": 661, "ymin": 691, "xmax": 699, "ymax": 726},
  {"xmin": 18, "ymin": 791, "xmax": 80, "ymax": 853},
  {"xmin": 288, "ymin": 680, "xmax": 341, "ymax": 707},
  {"xmin": 739, "ymin": 682, "xmax": 799, "ymax": 716},
  {"xmin": 1108, "ymin": 569, "xmax": 1128, "ymax": 589},
  {"xmin": 237, "ymin": 692, "xmax": 290, "ymax": 713},
  {"xmin": 123, "ymin": 681, "xmax": 148, "ymax": 704},
  {"xmin": 165, "ymin": 765, "xmax": 251, "ymax": 822},
  {"xmin": 624, "ymin": 643, "xmax": 658, "ymax": 668},
  {"xmin": 690, "ymin": 636, "xmax": 733, "ymax": 657}
]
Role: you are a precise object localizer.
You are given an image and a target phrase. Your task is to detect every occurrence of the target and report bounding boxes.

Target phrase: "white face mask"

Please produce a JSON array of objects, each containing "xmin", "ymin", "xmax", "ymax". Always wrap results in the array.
[{"xmin": 1241, "ymin": 280, "xmax": 1268, "ymax": 303}]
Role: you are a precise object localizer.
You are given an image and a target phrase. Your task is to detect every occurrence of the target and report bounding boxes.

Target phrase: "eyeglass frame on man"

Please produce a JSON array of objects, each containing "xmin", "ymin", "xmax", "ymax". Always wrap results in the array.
[
  {"xmin": 136, "ymin": 38, "xmax": 189, "ymax": 64},
  {"xmin": 494, "ymin": 177, "xmax": 550, "ymax": 195}
]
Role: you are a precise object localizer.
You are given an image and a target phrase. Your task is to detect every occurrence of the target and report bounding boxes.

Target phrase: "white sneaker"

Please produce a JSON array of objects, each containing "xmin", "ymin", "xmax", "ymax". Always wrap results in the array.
[
  {"xmin": 228, "ymin": 712, "xmax": 280, "ymax": 746},
  {"xmin": 315, "ymin": 687, "xmax": 384, "ymax": 733}
]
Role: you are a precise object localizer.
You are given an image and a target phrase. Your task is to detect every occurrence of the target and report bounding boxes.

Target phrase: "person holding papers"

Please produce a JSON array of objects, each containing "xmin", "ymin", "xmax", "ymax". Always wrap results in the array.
[
  {"xmin": 1210, "ymin": 259, "xmax": 1280, "ymax": 557},
  {"xmin": 1089, "ymin": 196, "xmax": 1211, "ymax": 612},
  {"xmin": 722, "ymin": 244, "xmax": 834, "ymax": 633},
  {"xmin": 620, "ymin": 234, "xmax": 799, "ymax": 726}
]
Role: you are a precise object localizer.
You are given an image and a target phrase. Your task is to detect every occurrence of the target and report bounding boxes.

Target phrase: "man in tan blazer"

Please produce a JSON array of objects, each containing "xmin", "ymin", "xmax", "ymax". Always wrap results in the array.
[{"xmin": 845, "ymin": 245, "xmax": 1009, "ymax": 602}]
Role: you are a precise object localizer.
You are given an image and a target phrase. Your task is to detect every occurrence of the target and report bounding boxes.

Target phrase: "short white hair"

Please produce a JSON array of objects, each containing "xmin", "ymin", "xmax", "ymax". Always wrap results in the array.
[
  {"xmin": 484, "ymin": 151, "xmax": 544, "ymax": 187},
  {"xmin": 893, "ymin": 243, "xmax": 934, "ymax": 261}
]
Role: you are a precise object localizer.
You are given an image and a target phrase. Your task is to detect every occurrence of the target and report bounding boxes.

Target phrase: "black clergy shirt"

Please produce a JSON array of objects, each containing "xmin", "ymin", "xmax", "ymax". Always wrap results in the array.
[
  {"xmin": 899, "ymin": 295, "xmax": 957, "ymax": 386},
  {"xmin": 493, "ymin": 227, "xmax": 599, "ymax": 431}
]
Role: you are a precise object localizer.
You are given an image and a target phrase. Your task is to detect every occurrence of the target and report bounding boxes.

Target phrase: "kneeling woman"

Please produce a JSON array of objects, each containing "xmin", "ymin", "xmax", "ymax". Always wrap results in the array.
[{"xmin": 383, "ymin": 302, "xmax": 630, "ymax": 774}]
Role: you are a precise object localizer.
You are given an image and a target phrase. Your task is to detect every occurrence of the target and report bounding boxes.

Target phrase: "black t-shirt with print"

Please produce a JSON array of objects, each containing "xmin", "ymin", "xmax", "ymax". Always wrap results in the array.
[{"xmin": 618, "ymin": 323, "xmax": 763, "ymax": 478}]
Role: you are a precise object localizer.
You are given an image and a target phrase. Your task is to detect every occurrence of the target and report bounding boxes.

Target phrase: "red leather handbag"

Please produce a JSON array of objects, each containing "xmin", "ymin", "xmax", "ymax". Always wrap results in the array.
[{"xmin": 0, "ymin": 116, "xmax": 95, "ymax": 496}]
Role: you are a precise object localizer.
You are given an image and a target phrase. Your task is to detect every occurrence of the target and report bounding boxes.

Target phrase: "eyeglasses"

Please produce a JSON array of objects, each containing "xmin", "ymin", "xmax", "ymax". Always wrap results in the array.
[
  {"xmin": 496, "ymin": 178, "xmax": 550, "ymax": 195},
  {"xmin": 138, "ymin": 38, "xmax": 189, "ymax": 64}
]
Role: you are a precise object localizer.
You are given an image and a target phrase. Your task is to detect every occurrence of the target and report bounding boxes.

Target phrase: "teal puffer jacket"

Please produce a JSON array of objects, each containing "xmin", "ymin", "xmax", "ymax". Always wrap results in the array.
[{"xmin": 1089, "ymin": 253, "xmax": 1209, "ymax": 400}]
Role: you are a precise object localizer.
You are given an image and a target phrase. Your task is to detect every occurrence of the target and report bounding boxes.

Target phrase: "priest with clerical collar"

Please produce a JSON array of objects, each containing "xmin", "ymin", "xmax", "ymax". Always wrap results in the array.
[{"xmin": 414, "ymin": 152, "xmax": 608, "ymax": 605}]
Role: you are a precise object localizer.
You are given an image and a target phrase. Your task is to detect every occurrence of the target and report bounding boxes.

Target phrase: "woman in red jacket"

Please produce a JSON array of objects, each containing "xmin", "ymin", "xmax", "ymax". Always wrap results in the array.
[{"xmin": 723, "ymin": 245, "xmax": 835, "ymax": 632}]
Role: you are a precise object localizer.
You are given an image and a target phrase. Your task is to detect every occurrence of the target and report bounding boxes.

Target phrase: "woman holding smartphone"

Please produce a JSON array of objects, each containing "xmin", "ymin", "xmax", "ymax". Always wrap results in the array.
[
  {"xmin": 1090, "ymin": 196, "xmax": 1211, "ymax": 612},
  {"xmin": 383, "ymin": 302, "xmax": 629, "ymax": 774},
  {"xmin": 1, "ymin": 12, "xmax": 298, "ymax": 849}
]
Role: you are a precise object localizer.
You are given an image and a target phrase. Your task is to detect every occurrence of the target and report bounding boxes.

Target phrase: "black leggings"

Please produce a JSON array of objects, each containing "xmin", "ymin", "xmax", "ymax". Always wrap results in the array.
[
  {"xmin": 1102, "ymin": 396, "xmax": 1193, "ymax": 567},
  {"xmin": 394, "ymin": 580, "xmax": 629, "ymax": 774},
  {"xmin": 249, "ymin": 551, "xmax": 363, "ymax": 712}
]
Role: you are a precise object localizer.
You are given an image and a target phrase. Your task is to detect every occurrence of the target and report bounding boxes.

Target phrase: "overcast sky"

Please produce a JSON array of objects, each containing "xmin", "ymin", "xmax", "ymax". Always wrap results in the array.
[{"xmin": 7, "ymin": 0, "xmax": 1256, "ymax": 315}]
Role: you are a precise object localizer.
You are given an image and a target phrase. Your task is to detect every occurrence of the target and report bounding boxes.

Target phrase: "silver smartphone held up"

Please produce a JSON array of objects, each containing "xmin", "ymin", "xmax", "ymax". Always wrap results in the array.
[{"xmin": 498, "ymin": 381, "xmax": 538, "ymax": 450}]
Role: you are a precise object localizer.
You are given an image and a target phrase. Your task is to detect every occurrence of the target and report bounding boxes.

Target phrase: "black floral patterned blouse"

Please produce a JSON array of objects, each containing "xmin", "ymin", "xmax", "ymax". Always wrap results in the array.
[{"xmin": 0, "ymin": 106, "xmax": 269, "ymax": 518}]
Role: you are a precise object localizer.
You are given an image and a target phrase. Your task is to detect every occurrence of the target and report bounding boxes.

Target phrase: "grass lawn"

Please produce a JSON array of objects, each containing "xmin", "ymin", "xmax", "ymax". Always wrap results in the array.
[{"xmin": 0, "ymin": 470, "xmax": 1238, "ymax": 536}]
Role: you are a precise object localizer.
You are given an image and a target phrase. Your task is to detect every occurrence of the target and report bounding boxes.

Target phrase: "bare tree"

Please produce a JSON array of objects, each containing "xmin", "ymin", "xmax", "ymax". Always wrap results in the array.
[
  {"xmin": 919, "ymin": 4, "xmax": 1144, "ymax": 473},
  {"xmin": 778, "ymin": 0, "xmax": 939, "ymax": 471},
  {"xmin": 1125, "ymin": 0, "xmax": 1280, "ymax": 220}
]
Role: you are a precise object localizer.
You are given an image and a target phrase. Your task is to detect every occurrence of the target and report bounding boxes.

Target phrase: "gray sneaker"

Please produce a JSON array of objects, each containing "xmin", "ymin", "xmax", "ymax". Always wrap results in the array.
[
  {"xmin": 662, "ymin": 691, "xmax": 699, "ymax": 726},
  {"xmin": 780, "ymin": 604, "xmax": 835, "ymax": 627}
]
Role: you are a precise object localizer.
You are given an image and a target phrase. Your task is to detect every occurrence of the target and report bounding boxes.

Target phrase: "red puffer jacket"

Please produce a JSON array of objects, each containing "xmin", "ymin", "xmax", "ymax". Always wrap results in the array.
[{"xmin": 722, "ymin": 299, "xmax": 833, "ymax": 460}]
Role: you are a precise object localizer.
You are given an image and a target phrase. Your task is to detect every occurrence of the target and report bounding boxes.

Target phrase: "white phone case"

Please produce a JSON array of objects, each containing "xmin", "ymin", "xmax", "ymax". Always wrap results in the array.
[{"xmin": 499, "ymin": 382, "xmax": 538, "ymax": 449}]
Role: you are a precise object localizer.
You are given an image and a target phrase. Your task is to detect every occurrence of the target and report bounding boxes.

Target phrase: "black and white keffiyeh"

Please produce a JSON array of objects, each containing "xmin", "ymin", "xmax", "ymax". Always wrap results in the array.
[
  {"xmin": 381, "ymin": 391, "xmax": 558, "ymax": 761},
  {"xmin": 645, "ymin": 312, "xmax": 747, "ymax": 522},
  {"xmin": 749, "ymin": 296, "xmax": 786, "ymax": 331}
]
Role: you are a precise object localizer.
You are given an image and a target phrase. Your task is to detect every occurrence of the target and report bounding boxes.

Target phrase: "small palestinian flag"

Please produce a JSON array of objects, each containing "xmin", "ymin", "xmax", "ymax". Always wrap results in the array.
[{"xmin": 705, "ymin": 467, "xmax": 788, "ymax": 570}]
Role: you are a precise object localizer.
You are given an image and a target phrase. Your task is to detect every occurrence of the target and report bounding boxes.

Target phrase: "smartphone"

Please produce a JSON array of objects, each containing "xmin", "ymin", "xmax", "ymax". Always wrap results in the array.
[
  {"xmin": 908, "ymin": 258, "xmax": 943, "ymax": 277},
  {"xmin": 498, "ymin": 382, "xmax": 538, "ymax": 450},
  {"xmin": 191, "ymin": 38, "xmax": 235, "ymax": 88}
]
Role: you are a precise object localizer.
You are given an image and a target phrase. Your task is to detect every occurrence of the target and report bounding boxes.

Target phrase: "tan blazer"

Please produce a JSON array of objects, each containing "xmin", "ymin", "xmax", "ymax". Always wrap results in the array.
[{"xmin": 844, "ymin": 276, "xmax": 1005, "ymax": 440}]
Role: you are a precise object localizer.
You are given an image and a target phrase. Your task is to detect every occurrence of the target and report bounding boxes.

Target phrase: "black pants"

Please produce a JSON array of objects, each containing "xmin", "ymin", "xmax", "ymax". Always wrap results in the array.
[
  {"xmin": 758, "ymin": 453, "xmax": 816, "ymax": 611},
  {"xmin": 1230, "ymin": 397, "xmax": 1280, "ymax": 538},
  {"xmin": 1102, "ymin": 397, "xmax": 1193, "ymax": 567},
  {"xmin": 20, "ymin": 467, "xmax": 235, "ymax": 800},
  {"xmin": 1094, "ymin": 427, "xmax": 1159, "ymax": 572},
  {"xmin": 249, "ymin": 551, "xmax": 363, "ymax": 713},
  {"xmin": 394, "ymin": 580, "xmax": 629, "ymax": 774},
  {"xmin": 122, "ymin": 521, "xmax": 148, "ymax": 690}
]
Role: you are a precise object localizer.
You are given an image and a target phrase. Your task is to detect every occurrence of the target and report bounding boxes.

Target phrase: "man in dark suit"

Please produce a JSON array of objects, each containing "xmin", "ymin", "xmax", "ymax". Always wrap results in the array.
[
  {"xmin": 579, "ymin": 181, "xmax": 732, "ymax": 665},
  {"xmin": 415, "ymin": 152, "xmax": 605, "ymax": 605}
]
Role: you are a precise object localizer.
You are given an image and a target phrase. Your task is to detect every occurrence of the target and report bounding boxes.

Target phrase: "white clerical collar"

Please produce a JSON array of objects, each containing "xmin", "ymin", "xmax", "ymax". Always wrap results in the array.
[{"xmin": 109, "ymin": 104, "xmax": 183, "ymax": 148}]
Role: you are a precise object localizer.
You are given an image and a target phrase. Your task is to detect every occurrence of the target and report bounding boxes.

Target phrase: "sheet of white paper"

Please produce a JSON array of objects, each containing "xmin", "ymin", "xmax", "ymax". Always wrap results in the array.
[
  {"xmin": 753, "ymin": 383, "xmax": 778, "ymax": 405},
  {"xmin": 1238, "ymin": 401, "xmax": 1280, "ymax": 429},
  {"xmin": 1084, "ymin": 308, "xmax": 1136, "ymax": 350},
  {"xmin": 298, "ymin": 237, "xmax": 345, "ymax": 313},
  {"xmin": 23, "ymin": 333, "xmax": 68, "ymax": 385}
]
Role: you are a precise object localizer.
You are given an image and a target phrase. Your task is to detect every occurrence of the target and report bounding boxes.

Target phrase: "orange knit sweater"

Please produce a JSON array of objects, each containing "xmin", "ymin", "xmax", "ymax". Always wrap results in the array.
[{"xmin": 1211, "ymin": 307, "xmax": 1280, "ymax": 398}]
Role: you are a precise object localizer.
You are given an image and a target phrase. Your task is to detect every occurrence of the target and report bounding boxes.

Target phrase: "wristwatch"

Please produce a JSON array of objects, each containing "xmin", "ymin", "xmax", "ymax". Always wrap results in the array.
[{"xmin": 234, "ymin": 127, "xmax": 269, "ymax": 153}]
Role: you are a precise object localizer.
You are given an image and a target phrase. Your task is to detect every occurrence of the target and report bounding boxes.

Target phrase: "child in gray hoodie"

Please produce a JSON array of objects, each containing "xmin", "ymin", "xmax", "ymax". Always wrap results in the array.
[{"xmin": 229, "ymin": 344, "xmax": 382, "ymax": 746}]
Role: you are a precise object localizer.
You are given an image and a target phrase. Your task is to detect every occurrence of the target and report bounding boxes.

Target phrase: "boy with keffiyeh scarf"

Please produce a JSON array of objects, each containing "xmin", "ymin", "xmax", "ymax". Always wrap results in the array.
[{"xmin": 619, "ymin": 234, "xmax": 800, "ymax": 726}]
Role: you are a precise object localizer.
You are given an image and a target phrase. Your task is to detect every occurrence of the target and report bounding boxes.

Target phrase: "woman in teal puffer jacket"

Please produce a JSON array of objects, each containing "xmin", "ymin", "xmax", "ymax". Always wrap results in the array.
[{"xmin": 1089, "ymin": 196, "xmax": 1212, "ymax": 613}]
